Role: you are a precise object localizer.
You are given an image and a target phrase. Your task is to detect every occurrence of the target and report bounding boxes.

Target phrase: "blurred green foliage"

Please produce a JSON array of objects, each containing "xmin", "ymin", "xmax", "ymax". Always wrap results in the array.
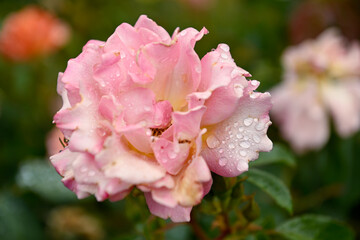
[{"xmin": 0, "ymin": 0, "xmax": 359, "ymax": 239}]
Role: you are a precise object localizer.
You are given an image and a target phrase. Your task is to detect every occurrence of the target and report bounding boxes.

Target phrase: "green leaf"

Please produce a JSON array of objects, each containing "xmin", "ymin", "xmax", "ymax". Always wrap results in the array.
[
  {"xmin": 250, "ymin": 143, "xmax": 296, "ymax": 168},
  {"xmin": 165, "ymin": 224, "xmax": 192, "ymax": 240},
  {"xmin": 16, "ymin": 159, "xmax": 76, "ymax": 203},
  {"xmin": 245, "ymin": 168, "xmax": 292, "ymax": 214},
  {"xmin": 0, "ymin": 192, "xmax": 43, "ymax": 240},
  {"xmin": 276, "ymin": 214, "xmax": 354, "ymax": 240}
]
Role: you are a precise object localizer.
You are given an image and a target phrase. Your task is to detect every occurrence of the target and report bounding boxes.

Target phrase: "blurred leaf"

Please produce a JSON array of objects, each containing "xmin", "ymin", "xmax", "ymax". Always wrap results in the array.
[
  {"xmin": 0, "ymin": 192, "xmax": 43, "ymax": 240},
  {"xmin": 245, "ymin": 169, "xmax": 292, "ymax": 214},
  {"xmin": 250, "ymin": 143, "xmax": 296, "ymax": 168},
  {"xmin": 276, "ymin": 214, "xmax": 354, "ymax": 240},
  {"xmin": 16, "ymin": 159, "xmax": 76, "ymax": 202},
  {"xmin": 165, "ymin": 224, "xmax": 192, "ymax": 240}
]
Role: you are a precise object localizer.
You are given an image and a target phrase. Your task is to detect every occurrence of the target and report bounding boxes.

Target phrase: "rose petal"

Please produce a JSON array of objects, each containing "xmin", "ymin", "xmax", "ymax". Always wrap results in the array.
[{"xmin": 202, "ymin": 87, "xmax": 272, "ymax": 177}]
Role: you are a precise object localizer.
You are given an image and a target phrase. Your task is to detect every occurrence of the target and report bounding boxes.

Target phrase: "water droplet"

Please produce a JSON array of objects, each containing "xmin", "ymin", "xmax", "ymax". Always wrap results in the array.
[
  {"xmin": 234, "ymin": 84, "xmax": 244, "ymax": 97},
  {"xmin": 240, "ymin": 150, "xmax": 247, "ymax": 157},
  {"xmin": 180, "ymin": 30, "xmax": 187, "ymax": 36},
  {"xmin": 237, "ymin": 161, "xmax": 247, "ymax": 171},
  {"xmin": 240, "ymin": 141, "xmax": 250, "ymax": 148},
  {"xmin": 228, "ymin": 143, "xmax": 235, "ymax": 149},
  {"xmin": 206, "ymin": 135, "xmax": 220, "ymax": 149},
  {"xmin": 195, "ymin": 65, "xmax": 201, "ymax": 73},
  {"xmin": 253, "ymin": 134, "xmax": 260, "ymax": 143},
  {"xmin": 251, "ymin": 80, "xmax": 259, "ymax": 86},
  {"xmin": 219, "ymin": 157, "xmax": 228, "ymax": 166},
  {"xmin": 146, "ymin": 129, "xmax": 152, "ymax": 136},
  {"xmin": 218, "ymin": 148, "xmax": 224, "ymax": 154},
  {"xmin": 144, "ymin": 106, "xmax": 151, "ymax": 112},
  {"xmin": 120, "ymin": 52, "xmax": 126, "ymax": 59},
  {"xmin": 220, "ymin": 44, "xmax": 230, "ymax": 52},
  {"xmin": 234, "ymin": 122, "xmax": 238, "ymax": 127},
  {"xmin": 88, "ymin": 170, "xmax": 96, "ymax": 176},
  {"xmin": 168, "ymin": 151, "xmax": 177, "ymax": 159},
  {"xmin": 256, "ymin": 122, "xmax": 265, "ymax": 131},
  {"xmin": 80, "ymin": 167, "xmax": 87, "ymax": 173},
  {"xmin": 231, "ymin": 68, "xmax": 241, "ymax": 78},
  {"xmin": 244, "ymin": 136, "xmax": 249, "ymax": 141},
  {"xmin": 238, "ymin": 127, "xmax": 244, "ymax": 132},
  {"xmin": 236, "ymin": 134, "xmax": 243, "ymax": 139},
  {"xmin": 221, "ymin": 53, "xmax": 228, "ymax": 59},
  {"xmin": 244, "ymin": 118, "xmax": 253, "ymax": 126}
]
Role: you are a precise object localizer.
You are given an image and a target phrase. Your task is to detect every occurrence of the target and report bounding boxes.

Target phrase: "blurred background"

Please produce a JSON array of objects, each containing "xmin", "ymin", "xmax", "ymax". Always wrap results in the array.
[{"xmin": 0, "ymin": 0, "xmax": 360, "ymax": 239}]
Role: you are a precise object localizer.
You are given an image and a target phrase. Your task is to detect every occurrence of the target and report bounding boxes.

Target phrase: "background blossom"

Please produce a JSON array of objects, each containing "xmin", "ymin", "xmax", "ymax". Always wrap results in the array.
[
  {"xmin": 0, "ymin": 6, "xmax": 70, "ymax": 61},
  {"xmin": 271, "ymin": 28, "xmax": 360, "ymax": 152}
]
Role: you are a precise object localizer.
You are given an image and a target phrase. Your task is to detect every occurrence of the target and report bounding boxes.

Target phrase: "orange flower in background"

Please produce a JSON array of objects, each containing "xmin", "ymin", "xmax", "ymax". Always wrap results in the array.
[{"xmin": 0, "ymin": 6, "xmax": 70, "ymax": 61}]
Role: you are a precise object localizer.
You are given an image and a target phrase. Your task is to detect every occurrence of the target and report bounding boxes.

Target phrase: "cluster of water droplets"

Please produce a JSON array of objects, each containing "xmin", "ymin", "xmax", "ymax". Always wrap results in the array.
[{"xmin": 206, "ymin": 115, "xmax": 267, "ymax": 171}]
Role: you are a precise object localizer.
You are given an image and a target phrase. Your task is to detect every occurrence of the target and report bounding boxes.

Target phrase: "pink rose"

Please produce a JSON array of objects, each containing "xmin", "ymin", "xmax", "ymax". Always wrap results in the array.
[
  {"xmin": 271, "ymin": 28, "xmax": 360, "ymax": 153},
  {"xmin": 0, "ymin": 6, "xmax": 70, "ymax": 61},
  {"xmin": 51, "ymin": 15, "xmax": 272, "ymax": 222}
]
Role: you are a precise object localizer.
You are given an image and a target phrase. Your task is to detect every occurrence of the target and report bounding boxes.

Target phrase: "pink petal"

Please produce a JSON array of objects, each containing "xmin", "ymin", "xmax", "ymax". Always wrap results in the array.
[
  {"xmin": 322, "ymin": 82, "xmax": 360, "ymax": 137},
  {"xmin": 152, "ymin": 138, "xmax": 190, "ymax": 174},
  {"xmin": 96, "ymin": 135, "xmax": 166, "ymax": 184},
  {"xmin": 199, "ymin": 44, "xmax": 250, "ymax": 125},
  {"xmin": 202, "ymin": 86, "xmax": 272, "ymax": 177},
  {"xmin": 143, "ymin": 27, "xmax": 208, "ymax": 110},
  {"xmin": 134, "ymin": 15, "xmax": 171, "ymax": 43},
  {"xmin": 145, "ymin": 192, "xmax": 192, "ymax": 222},
  {"xmin": 172, "ymin": 106, "xmax": 206, "ymax": 141},
  {"xmin": 271, "ymin": 82, "xmax": 329, "ymax": 152},
  {"xmin": 118, "ymin": 87, "xmax": 155, "ymax": 125}
]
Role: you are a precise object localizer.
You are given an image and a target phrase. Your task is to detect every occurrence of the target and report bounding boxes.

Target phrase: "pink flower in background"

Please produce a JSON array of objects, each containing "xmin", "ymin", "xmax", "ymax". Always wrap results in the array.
[
  {"xmin": 271, "ymin": 29, "xmax": 360, "ymax": 153},
  {"xmin": 51, "ymin": 15, "xmax": 272, "ymax": 222},
  {"xmin": 0, "ymin": 6, "xmax": 70, "ymax": 61}
]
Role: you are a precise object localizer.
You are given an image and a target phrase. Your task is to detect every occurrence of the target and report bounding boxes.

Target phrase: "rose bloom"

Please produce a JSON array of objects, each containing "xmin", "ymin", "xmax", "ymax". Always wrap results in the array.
[
  {"xmin": 0, "ymin": 6, "xmax": 70, "ymax": 61},
  {"xmin": 51, "ymin": 15, "xmax": 272, "ymax": 222},
  {"xmin": 271, "ymin": 29, "xmax": 360, "ymax": 153}
]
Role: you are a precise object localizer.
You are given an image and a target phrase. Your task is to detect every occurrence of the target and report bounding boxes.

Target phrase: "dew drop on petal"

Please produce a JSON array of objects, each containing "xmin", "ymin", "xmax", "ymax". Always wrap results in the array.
[
  {"xmin": 80, "ymin": 167, "xmax": 87, "ymax": 173},
  {"xmin": 146, "ymin": 129, "xmax": 152, "ymax": 136},
  {"xmin": 237, "ymin": 160, "xmax": 248, "ymax": 171},
  {"xmin": 236, "ymin": 134, "xmax": 243, "ymax": 139},
  {"xmin": 206, "ymin": 135, "xmax": 220, "ymax": 149},
  {"xmin": 231, "ymin": 68, "xmax": 241, "ymax": 78},
  {"xmin": 243, "ymin": 117, "xmax": 253, "ymax": 126},
  {"xmin": 228, "ymin": 143, "xmax": 235, "ymax": 149},
  {"xmin": 240, "ymin": 141, "xmax": 250, "ymax": 148},
  {"xmin": 233, "ymin": 84, "xmax": 244, "ymax": 97},
  {"xmin": 238, "ymin": 127, "xmax": 244, "ymax": 132},
  {"xmin": 218, "ymin": 148, "xmax": 224, "ymax": 154},
  {"xmin": 240, "ymin": 150, "xmax": 247, "ymax": 157},
  {"xmin": 253, "ymin": 134, "xmax": 260, "ymax": 143},
  {"xmin": 256, "ymin": 122, "xmax": 265, "ymax": 131},
  {"xmin": 251, "ymin": 80, "xmax": 259, "ymax": 86},
  {"xmin": 168, "ymin": 151, "xmax": 177, "ymax": 159},
  {"xmin": 219, "ymin": 157, "xmax": 228, "ymax": 166},
  {"xmin": 221, "ymin": 53, "xmax": 228, "ymax": 59},
  {"xmin": 88, "ymin": 170, "xmax": 96, "ymax": 176},
  {"xmin": 220, "ymin": 44, "xmax": 230, "ymax": 52}
]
